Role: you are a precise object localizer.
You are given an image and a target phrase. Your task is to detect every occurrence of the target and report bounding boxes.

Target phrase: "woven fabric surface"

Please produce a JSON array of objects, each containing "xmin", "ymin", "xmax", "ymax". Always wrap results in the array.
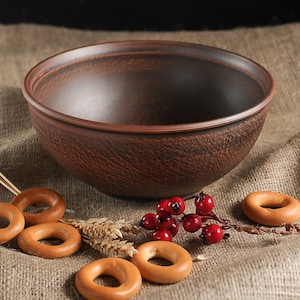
[{"xmin": 0, "ymin": 23, "xmax": 300, "ymax": 299}]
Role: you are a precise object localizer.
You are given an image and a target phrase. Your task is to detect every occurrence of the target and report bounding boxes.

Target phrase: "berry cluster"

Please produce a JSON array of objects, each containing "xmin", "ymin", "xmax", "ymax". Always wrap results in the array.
[{"xmin": 139, "ymin": 192, "xmax": 226, "ymax": 244}]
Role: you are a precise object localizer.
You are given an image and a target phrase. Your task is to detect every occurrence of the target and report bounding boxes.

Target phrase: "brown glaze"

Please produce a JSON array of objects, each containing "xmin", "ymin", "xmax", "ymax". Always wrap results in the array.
[
  {"xmin": 242, "ymin": 191, "xmax": 300, "ymax": 226},
  {"xmin": 11, "ymin": 187, "xmax": 66, "ymax": 225},
  {"xmin": 17, "ymin": 222, "xmax": 82, "ymax": 258},
  {"xmin": 0, "ymin": 202, "xmax": 25, "ymax": 244},
  {"xmin": 22, "ymin": 41, "xmax": 275, "ymax": 199},
  {"xmin": 131, "ymin": 241, "xmax": 193, "ymax": 284}
]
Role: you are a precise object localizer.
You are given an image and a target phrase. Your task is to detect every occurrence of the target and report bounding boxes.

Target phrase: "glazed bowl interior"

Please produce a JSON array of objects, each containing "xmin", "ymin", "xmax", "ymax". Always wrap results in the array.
[
  {"xmin": 25, "ymin": 41, "xmax": 272, "ymax": 131},
  {"xmin": 23, "ymin": 41, "xmax": 275, "ymax": 198}
]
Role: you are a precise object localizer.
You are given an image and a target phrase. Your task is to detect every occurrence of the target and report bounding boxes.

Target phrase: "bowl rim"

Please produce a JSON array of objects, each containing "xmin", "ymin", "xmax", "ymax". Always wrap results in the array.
[{"xmin": 22, "ymin": 40, "xmax": 276, "ymax": 134}]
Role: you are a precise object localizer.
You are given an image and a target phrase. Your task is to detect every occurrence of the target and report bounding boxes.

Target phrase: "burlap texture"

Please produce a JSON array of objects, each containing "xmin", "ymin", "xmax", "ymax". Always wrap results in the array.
[{"xmin": 0, "ymin": 23, "xmax": 300, "ymax": 299}]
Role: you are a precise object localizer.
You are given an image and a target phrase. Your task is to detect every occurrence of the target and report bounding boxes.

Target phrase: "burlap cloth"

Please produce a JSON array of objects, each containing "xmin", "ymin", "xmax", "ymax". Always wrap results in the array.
[{"xmin": 0, "ymin": 22, "xmax": 300, "ymax": 299}]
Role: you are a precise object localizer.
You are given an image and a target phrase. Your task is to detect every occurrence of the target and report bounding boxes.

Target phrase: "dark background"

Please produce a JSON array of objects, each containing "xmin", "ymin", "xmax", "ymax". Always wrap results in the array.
[{"xmin": 0, "ymin": 0, "xmax": 299, "ymax": 31}]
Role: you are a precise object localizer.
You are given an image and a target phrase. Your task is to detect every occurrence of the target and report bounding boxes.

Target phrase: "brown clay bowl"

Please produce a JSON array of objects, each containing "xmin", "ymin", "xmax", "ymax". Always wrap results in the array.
[{"xmin": 22, "ymin": 41, "xmax": 275, "ymax": 199}]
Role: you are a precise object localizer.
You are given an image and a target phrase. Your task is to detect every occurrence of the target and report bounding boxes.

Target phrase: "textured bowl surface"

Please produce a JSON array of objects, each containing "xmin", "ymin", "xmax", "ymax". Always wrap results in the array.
[{"xmin": 22, "ymin": 41, "xmax": 275, "ymax": 199}]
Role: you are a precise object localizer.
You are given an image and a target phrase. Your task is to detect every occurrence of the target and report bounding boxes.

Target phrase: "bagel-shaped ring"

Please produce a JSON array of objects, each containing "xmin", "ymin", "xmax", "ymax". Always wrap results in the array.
[
  {"xmin": 242, "ymin": 191, "xmax": 300, "ymax": 226},
  {"xmin": 0, "ymin": 202, "xmax": 25, "ymax": 244},
  {"xmin": 75, "ymin": 257, "xmax": 142, "ymax": 300},
  {"xmin": 131, "ymin": 241, "xmax": 193, "ymax": 284},
  {"xmin": 17, "ymin": 222, "xmax": 82, "ymax": 258},
  {"xmin": 10, "ymin": 188, "xmax": 66, "ymax": 225}
]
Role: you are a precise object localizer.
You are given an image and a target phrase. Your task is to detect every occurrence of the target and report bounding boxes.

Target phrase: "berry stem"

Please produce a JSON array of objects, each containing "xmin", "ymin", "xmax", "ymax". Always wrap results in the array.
[{"xmin": 203, "ymin": 210, "xmax": 300, "ymax": 235}]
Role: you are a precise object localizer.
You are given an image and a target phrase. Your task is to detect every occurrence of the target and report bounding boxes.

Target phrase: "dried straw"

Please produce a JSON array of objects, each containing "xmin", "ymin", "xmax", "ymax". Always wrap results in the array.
[{"xmin": 0, "ymin": 172, "xmax": 21, "ymax": 195}]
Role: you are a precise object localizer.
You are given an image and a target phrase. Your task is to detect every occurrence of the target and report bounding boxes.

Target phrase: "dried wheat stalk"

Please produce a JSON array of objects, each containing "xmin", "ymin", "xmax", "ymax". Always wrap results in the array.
[
  {"xmin": 61, "ymin": 217, "xmax": 141, "ymax": 257},
  {"xmin": 85, "ymin": 237, "xmax": 138, "ymax": 257},
  {"xmin": 114, "ymin": 219, "xmax": 142, "ymax": 235},
  {"xmin": 62, "ymin": 218, "xmax": 123, "ymax": 239}
]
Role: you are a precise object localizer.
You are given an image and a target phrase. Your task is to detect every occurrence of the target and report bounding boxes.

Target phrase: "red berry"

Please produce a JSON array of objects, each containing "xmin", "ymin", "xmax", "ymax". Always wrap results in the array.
[
  {"xmin": 195, "ymin": 192, "xmax": 214, "ymax": 212},
  {"xmin": 202, "ymin": 224, "xmax": 224, "ymax": 244},
  {"xmin": 139, "ymin": 213, "xmax": 157, "ymax": 230},
  {"xmin": 168, "ymin": 221, "xmax": 179, "ymax": 236},
  {"xmin": 156, "ymin": 210, "xmax": 174, "ymax": 229},
  {"xmin": 167, "ymin": 196, "xmax": 186, "ymax": 215},
  {"xmin": 156, "ymin": 199, "xmax": 170, "ymax": 212},
  {"xmin": 181, "ymin": 213, "xmax": 202, "ymax": 233},
  {"xmin": 152, "ymin": 228, "xmax": 173, "ymax": 241}
]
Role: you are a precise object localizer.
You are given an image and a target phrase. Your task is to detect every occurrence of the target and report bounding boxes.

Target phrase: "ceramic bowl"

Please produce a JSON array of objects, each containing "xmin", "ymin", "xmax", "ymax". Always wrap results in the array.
[{"xmin": 22, "ymin": 41, "xmax": 275, "ymax": 199}]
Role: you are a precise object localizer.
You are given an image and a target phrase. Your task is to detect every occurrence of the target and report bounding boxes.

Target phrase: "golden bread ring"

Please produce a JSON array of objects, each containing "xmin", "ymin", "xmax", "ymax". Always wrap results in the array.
[
  {"xmin": 75, "ymin": 257, "xmax": 142, "ymax": 300},
  {"xmin": 242, "ymin": 191, "xmax": 300, "ymax": 226},
  {"xmin": 131, "ymin": 241, "xmax": 193, "ymax": 284},
  {"xmin": 17, "ymin": 222, "xmax": 82, "ymax": 258},
  {"xmin": 0, "ymin": 202, "xmax": 25, "ymax": 244},
  {"xmin": 10, "ymin": 188, "xmax": 66, "ymax": 225}
]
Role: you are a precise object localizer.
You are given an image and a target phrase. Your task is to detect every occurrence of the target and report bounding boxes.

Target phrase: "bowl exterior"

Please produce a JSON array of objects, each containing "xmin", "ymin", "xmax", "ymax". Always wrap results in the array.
[{"xmin": 28, "ymin": 103, "xmax": 269, "ymax": 199}]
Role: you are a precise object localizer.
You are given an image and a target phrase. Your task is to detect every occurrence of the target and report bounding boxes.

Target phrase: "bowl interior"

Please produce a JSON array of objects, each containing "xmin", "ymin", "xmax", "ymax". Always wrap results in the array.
[{"xmin": 27, "ymin": 42, "xmax": 271, "ymax": 127}]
